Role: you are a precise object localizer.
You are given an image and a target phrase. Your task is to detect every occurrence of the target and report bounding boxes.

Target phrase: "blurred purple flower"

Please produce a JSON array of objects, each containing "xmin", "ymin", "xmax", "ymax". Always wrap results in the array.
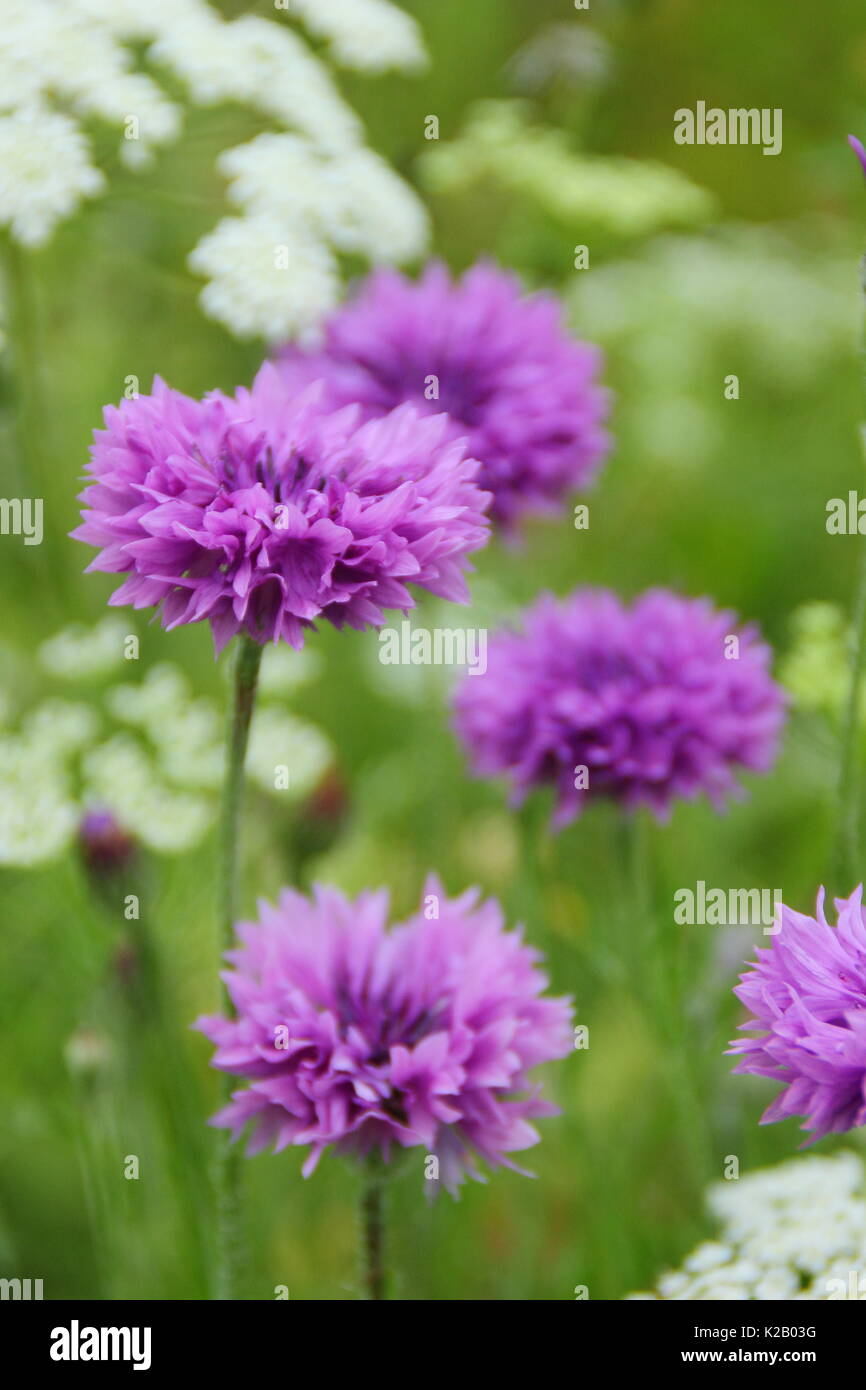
[
  {"xmin": 78, "ymin": 806, "xmax": 136, "ymax": 878},
  {"xmin": 72, "ymin": 365, "xmax": 491, "ymax": 653},
  {"xmin": 195, "ymin": 877, "xmax": 572, "ymax": 1189},
  {"xmin": 848, "ymin": 134, "xmax": 866, "ymax": 181},
  {"xmin": 729, "ymin": 887, "xmax": 866, "ymax": 1140},
  {"xmin": 275, "ymin": 262, "xmax": 610, "ymax": 532},
  {"xmin": 453, "ymin": 588, "xmax": 786, "ymax": 826}
]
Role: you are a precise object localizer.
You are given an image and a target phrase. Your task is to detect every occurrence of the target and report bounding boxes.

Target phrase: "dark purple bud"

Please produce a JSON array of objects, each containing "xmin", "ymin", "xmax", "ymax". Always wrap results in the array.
[
  {"xmin": 292, "ymin": 765, "xmax": 348, "ymax": 862},
  {"xmin": 78, "ymin": 806, "xmax": 137, "ymax": 878}
]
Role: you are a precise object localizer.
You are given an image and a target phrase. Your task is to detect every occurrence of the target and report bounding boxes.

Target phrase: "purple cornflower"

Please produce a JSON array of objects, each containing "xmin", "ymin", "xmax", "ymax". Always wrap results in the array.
[
  {"xmin": 275, "ymin": 261, "xmax": 610, "ymax": 532},
  {"xmin": 729, "ymin": 887, "xmax": 866, "ymax": 1140},
  {"xmin": 195, "ymin": 877, "xmax": 572, "ymax": 1190},
  {"xmin": 72, "ymin": 364, "xmax": 491, "ymax": 653},
  {"xmin": 452, "ymin": 588, "xmax": 786, "ymax": 827}
]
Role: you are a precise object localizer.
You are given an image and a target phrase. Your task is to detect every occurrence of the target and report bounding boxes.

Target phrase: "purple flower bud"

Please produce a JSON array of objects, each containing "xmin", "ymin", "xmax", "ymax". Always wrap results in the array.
[
  {"xmin": 78, "ymin": 806, "xmax": 137, "ymax": 878},
  {"xmin": 849, "ymin": 134, "xmax": 866, "ymax": 181}
]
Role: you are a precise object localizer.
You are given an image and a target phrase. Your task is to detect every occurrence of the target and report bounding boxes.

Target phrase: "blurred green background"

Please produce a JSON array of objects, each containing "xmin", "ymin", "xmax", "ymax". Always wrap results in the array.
[{"xmin": 2, "ymin": 0, "xmax": 866, "ymax": 1300}]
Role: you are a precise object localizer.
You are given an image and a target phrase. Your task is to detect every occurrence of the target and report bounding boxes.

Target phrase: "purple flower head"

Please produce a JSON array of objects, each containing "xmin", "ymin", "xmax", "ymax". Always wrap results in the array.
[
  {"xmin": 453, "ymin": 588, "xmax": 786, "ymax": 827},
  {"xmin": 275, "ymin": 261, "xmax": 610, "ymax": 532},
  {"xmin": 729, "ymin": 888, "xmax": 866, "ymax": 1141},
  {"xmin": 195, "ymin": 877, "xmax": 572, "ymax": 1190},
  {"xmin": 72, "ymin": 364, "xmax": 491, "ymax": 654}
]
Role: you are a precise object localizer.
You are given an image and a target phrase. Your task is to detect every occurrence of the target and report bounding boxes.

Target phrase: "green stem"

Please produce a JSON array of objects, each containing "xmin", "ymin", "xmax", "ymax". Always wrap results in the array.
[
  {"xmin": 0, "ymin": 235, "xmax": 62, "ymax": 610},
  {"xmin": 834, "ymin": 251, "xmax": 866, "ymax": 888},
  {"xmin": 620, "ymin": 814, "xmax": 712, "ymax": 1187},
  {"xmin": 360, "ymin": 1179, "xmax": 386, "ymax": 1300},
  {"xmin": 214, "ymin": 633, "xmax": 263, "ymax": 1301},
  {"xmin": 835, "ymin": 533, "xmax": 866, "ymax": 889}
]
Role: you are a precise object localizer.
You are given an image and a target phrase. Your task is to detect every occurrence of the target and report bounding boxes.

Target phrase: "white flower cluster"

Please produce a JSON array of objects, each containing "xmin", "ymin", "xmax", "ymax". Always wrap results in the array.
[
  {"xmin": 189, "ymin": 130, "xmax": 429, "ymax": 340},
  {"xmin": 0, "ymin": 0, "xmax": 182, "ymax": 243},
  {"xmin": 0, "ymin": 624, "xmax": 333, "ymax": 864},
  {"xmin": 219, "ymin": 134, "xmax": 429, "ymax": 268},
  {"xmin": 38, "ymin": 616, "xmax": 130, "ymax": 681},
  {"xmin": 288, "ymin": 0, "xmax": 426, "ymax": 75},
  {"xmin": 0, "ymin": 0, "xmax": 428, "ymax": 338},
  {"xmin": 188, "ymin": 217, "xmax": 341, "ymax": 346},
  {"xmin": 629, "ymin": 1152, "xmax": 866, "ymax": 1300},
  {"xmin": 0, "ymin": 701, "xmax": 92, "ymax": 865},
  {"xmin": 83, "ymin": 734, "xmax": 214, "ymax": 855},
  {"xmin": 0, "ymin": 105, "xmax": 106, "ymax": 248}
]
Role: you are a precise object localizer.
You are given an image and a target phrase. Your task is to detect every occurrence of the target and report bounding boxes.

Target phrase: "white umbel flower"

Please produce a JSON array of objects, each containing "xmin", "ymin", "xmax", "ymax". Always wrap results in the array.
[
  {"xmin": 83, "ymin": 735, "xmax": 214, "ymax": 853},
  {"xmin": 629, "ymin": 1152, "xmax": 866, "ymax": 1301},
  {"xmin": 0, "ymin": 736, "xmax": 78, "ymax": 866},
  {"xmin": 219, "ymin": 134, "xmax": 347, "ymax": 230},
  {"xmin": 0, "ymin": 104, "xmax": 105, "ymax": 246},
  {"xmin": 188, "ymin": 215, "xmax": 341, "ymax": 342},
  {"xmin": 0, "ymin": 0, "xmax": 429, "ymax": 336},
  {"xmin": 247, "ymin": 707, "xmax": 333, "ymax": 800},
  {"xmin": 38, "ymin": 618, "xmax": 129, "ymax": 681},
  {"xmin": 326, "ymin": 148, "xmax": 430, "ymax": 261},
  {"xmin": 0, "ymin": 2, "xmax": 182, "ymax": 160},
  {"xmin": 84, "ymin": 72, "xmax": 182, "ymax": 169},
  {"xmin": 150, "ymin": 13, "xmax": 361, "ymax": 153},
  {"xmin": 289, "ymin": 0, "xmax": 426, "ymax": 74},
  {"xmin": 0, "ymin": 624, "xmax": 334, "ymax": 863},
  {"xmin": 218, "ymin": 132, "xmax": 429, "ymax": 264}
]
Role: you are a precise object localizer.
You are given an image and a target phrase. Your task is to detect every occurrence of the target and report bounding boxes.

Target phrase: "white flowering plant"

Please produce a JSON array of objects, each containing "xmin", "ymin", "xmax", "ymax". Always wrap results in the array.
[{"xmin": 0, "ymin": 0, "xmax": 429, "ymax": 339}]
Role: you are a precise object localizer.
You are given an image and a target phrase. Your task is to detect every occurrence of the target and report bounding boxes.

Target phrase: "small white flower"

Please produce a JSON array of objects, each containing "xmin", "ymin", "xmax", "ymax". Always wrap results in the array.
[
  {"xmin": 258, "ymin": 645, "xmax": 322, "ymax": 697},
  {"xmin": 83, "ymin": 735, "xmax": 214, "ymax": 853},
  {"xmin": 289, "ymin": 0, "xmax": 427, "ymax": 75},
  {"xmin": 38, "ymin": 617, "xmax": 129, "ymax": 680},
  {"xmin": 219, "ymin": 133, "xmax": 347, "ymax": 231},
  {"xmin": 22, "ymin": 700, "xmax": 99, "ymax": 754},
  {"xmin": 188, "ymin": 215, "xmax": 341, "ymax": 342},
  {"xmin": 0, "ymin": 733, "xmax": 78, "ymax": 866},
  {"xmin": 218, "ymin": 132, "xmax": 428, "ymax": 267},
  {"xmin": 683, "ymin": 1241, "xmax": 733, "ymax": 1274},
  {"xmin": 0, "ymin": 104, "xmax": 104, "ymax": 246},
  {"xmin": 247, "ymin": 707, "xmax": 333, "ymax": 800},
  {"xmin": 326, "ymin": 148, "xmax": 429, "ymax": 262},
  {"xmin": 151, "ymin": 14, "xmax": 360, "ymax": 152},
  {"xmin": 632, "ymin": 1152, "xmax": 866, "ymax": 1302}
]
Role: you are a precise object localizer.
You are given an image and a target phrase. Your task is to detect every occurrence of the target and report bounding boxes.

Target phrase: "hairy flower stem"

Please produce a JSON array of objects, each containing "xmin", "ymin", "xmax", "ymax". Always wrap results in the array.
[
  {"xmin": 834, "ymin": 252, "xmax": 866, "ymax": 890},
  {"xmin": 360, "ymin": 1179, "xmax": 386, "ymax": 1300},
  {"xmin": 835, "ymin": 536, "xmax": 866, "ymax": 889},
  {"xmin": 0, "ymin": 236, "xmax": 61, "ymax": 608},
  {"xmin": 214, "ymin": 633, "xmax": 263, "ymax": 1301},
  {"xmin": 621, "ymin": 815, "xmax": 711, "ymax": 1188}
]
